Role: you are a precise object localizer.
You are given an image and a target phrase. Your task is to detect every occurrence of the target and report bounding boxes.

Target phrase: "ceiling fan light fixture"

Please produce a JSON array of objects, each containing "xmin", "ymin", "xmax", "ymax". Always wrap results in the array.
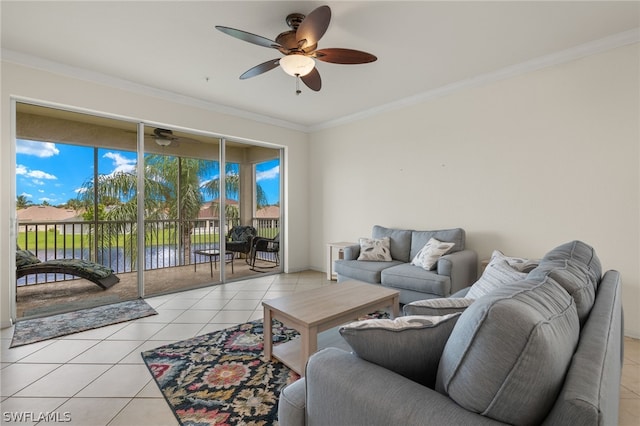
[
  {"xmin": 155, "ymin": 137, "xmax": 171, "ymax": 147},
  {"xmin": 279, "ymin": 54, "xmax": 315, "ymax": 77}
]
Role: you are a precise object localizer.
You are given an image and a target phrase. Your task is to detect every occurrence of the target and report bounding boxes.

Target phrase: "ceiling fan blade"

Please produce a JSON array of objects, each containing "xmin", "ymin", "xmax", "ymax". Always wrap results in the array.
[
  {"xmin": 215, "ymin": 26, "xmax": 281, "ymax": 49},
  {"xmin": 239, "ymin": 59, "xmax": 281, "ymax": 80},
  {"xmin": 296, "ymin": 5, "xmax": 331, "ymax": 49},
  {"xmin": 315, "ymin": 48, "xmax": 377, "ymax": 64},
  {"xmin": 301, "ymin": 67, "xmax": 322, "ymax": 91}
]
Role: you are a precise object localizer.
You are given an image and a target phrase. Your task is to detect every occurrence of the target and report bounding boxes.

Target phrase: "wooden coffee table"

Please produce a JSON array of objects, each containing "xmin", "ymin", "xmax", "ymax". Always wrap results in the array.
[{"xmin": 262, "ymin": 281, "xmax": 399, "ymax": 376}]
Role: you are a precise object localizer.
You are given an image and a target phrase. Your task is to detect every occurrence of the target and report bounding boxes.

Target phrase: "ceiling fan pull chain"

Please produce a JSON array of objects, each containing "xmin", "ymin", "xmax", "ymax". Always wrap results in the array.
[{"xmin": 295, "ymin": 73, "xmax": 302, "ymax": 95}]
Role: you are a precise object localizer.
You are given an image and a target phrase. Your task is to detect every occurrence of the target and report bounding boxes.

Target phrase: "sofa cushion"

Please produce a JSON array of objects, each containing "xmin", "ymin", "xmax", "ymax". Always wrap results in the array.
[
  {"xmin": 372, "ymin": 225, "xmax": 412, "ymax": 262},
  {"xmin": 466, "ymin": 257, "xmax": 527, "ymax": 299},
  {"xmin": 542, "ymin": 240, "xmax": 601, "ymax": 290},
  {"xmin": 381, "ymin": 263, "xmax": 451, "ymax": 297},
  {"xmin": 410, "ymin": 238, "xmax": 455, "ymax": 270},
  {"xmin": 403, "ymin": 297, "xmax": 474, "ymax": 316},
  {"xmin": 528, "ymin": 259, "xmax": 595, "ymax": 325},
  {"xmin": 436, "ymin": 277, "xmax": 579, "ymax": 425},
  {"xmin": 340, "ymin": 313, "xmax": 461, "ymax": 388},
  {"xmin": 357, "ymin": 237, "xmax": 392, "ymax": 261},
  {"xmin": 410, "ymin": 228, "xmax": 465, "ymax": 259},
  {"xmin": 335, "ymin": 259, "xmax": 404, "ymax": 284}
]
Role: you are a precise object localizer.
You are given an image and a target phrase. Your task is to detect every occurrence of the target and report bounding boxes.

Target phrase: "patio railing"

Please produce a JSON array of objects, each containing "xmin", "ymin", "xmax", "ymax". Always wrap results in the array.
[{"xmin": 17, "ymin": 216, "xmax": 280, "ymax": 285}]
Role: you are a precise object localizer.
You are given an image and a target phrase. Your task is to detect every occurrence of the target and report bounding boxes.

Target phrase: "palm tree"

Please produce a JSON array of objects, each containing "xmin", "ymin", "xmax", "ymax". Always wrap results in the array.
[
  {"xmin": 16, "ymin": 195, "xmax": 32, "ymax": 209},
  {"xmin": 77, "ymin": 153, "xmax": 265, "ymax": 268}
]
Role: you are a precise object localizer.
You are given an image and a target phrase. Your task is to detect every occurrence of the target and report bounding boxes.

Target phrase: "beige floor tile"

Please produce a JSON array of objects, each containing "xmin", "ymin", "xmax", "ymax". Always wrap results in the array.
[
  {"xmin": 18, "ymin": 339, "xmax": 99, "ymax": 364},
  {"xmin": 15, "ymin": 364, "xmax": 110, "ymax": 397},
  {"xmin": 105, "ymin": 322, "xmax": 167, "ymax": 341},
  {"xmin": 0, "ymin": 397, "xmax": 68, "ymax": 426},
  {"xmin": 68, "ymin": 340, "xmax": 144, "ymax": 364},
  {"xmin": 76, "ymin": 364, "xmax": 152, "ymax": 398},
  {"xmin": 211, "ymin": 309, "xmax": 253, "ymax": 324},
  {"xmin": 56, "ymin": 397, "xmax": 131, "ymax": 426},
  {"xmin": 1, "ymin": 363, "xmax": 60, "ymax": 397},
  {"xmin": 0, "ymin": 339, "xmax": 56, "ymax": 363},
  {"xmin": 108, "ymin": 398, "xmax": 180, "ymax": 426},
  {"xmin": 172, "ymin": 309, "xmax": 219, "ymax": 323},
  {"xmin": 146, "ymin": 323, "xmax": 205, "ymax": 341},
  {"xmin": 223, "ymin": 298, "xmax": 261, "ymax": 310}
]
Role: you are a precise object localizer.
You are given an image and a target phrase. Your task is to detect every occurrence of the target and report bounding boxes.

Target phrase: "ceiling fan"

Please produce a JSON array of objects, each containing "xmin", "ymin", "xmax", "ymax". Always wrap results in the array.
[
  {"xmin": 215, "ymin": 5, "xmax": 377, "ymax": 94},
  {"xmin": 151, "ymin": 128, "xmax": 179, "ymax": 147}
]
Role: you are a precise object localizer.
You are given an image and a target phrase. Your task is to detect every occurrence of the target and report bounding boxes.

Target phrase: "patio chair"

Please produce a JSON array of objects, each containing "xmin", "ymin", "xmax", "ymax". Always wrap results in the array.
[
  {"xmin": 15, "ymin": 249, "xmax": 120, "ymax": 290},
  {"xmin": 249, "ymin": 233, "xmax": 280, "ymax": 271},
  {"xmin": 225, "ymin": 226, "xmax": 257, "ymax": 262}
]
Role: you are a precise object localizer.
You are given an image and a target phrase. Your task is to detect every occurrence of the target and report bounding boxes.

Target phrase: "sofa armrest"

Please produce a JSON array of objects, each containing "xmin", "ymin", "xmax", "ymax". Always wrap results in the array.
[
  {"xmin": 297, "ymin": 347, "xmax": 506, "ymax": 426},
  {"xmin": 342, "ymin": 244, "xmax": 361, "ymax": 260},
  {"xmin": 437, "ymin": 249, "xmax": 478, "ymax": 294}
]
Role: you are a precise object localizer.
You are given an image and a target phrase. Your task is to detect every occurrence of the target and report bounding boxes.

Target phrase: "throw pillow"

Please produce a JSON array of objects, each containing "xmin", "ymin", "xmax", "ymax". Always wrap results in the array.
[
  {"xmin": 403, "ymin": 297, "xmax": 474, "ymax": 316},
  {"xmin": 491, "ymin": 249, "xmax": 539, "ymax": 273},
  {"xmin": 466, "ymin": 258, "xmax": 527, "ymax": 299},
  {"xmin": 16, "ymin": 249, "xmax": 41, "ymax": 268},
  {"xmin": 410, "ymin": 238, "xmax": 455, "ymax": 270},
  {"xmin": 339, "ymin": 313, "xmax": 461, "ymax": 388},
  {"xmin": 357, "ymin": 237, "xmax": 392, "ymax": 261}
]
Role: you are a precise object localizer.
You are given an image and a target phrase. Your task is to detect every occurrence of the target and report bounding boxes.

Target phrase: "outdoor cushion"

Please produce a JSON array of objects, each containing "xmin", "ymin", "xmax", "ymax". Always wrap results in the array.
[
  {"xmin": 340, "ymin": 313, "xmax": 461, "ymax": 388},
  {"xmin": 16, "ymin": 249, "xmax": 41, "ymax": 268},
  {"xmin": 436, "ymin": 277, "xmax": 579, "ymax": 425}
]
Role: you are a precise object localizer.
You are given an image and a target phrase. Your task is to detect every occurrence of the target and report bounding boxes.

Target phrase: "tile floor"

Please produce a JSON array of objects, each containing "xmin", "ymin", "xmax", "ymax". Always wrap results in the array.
[{"xmin": 1, "ymin": 270, "xmax": 639, "ymax": 425}]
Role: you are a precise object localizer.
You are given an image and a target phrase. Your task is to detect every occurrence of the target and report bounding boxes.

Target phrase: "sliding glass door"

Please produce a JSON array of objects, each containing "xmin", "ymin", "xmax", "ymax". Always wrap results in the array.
[{"xmin": 13, "ymin": 100, "xmax": 284, "ymax": 320}]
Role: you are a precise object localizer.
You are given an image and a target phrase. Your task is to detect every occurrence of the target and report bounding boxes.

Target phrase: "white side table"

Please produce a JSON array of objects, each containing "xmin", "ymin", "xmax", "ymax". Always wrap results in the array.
[{"xmin": 326, "ymin": 241, "xmax": 356, "ymax": 280}]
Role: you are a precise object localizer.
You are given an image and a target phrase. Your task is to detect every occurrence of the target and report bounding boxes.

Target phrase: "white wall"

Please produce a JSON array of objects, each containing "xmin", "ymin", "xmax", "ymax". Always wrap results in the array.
[
  {"xmin": 309, "ymin": 44, "xmax": 640, "ymax": 337},
  {"xmin": 0, "ymin": 62, "xmax": 310, "ymax": 327}
]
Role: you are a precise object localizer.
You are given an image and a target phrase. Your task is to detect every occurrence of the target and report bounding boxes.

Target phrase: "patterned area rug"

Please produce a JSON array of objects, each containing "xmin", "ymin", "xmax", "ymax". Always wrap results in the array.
[
  {"xmin": 142, "ymin": 319, "xmax": 299, "ymax": 426},
  {"xmin": 10, "ymin": 299, "xmax": 157, "ymax": 348},
  {"xmin": 142, "ymin": 311, "xmax": 389, "ymax": 426}
]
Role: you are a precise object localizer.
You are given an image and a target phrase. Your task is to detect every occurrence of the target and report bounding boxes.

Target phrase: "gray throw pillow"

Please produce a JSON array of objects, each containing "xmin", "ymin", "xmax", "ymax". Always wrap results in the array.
[
  {"xmin": 403, "ymin": 298, "xmax": 474, "ymax": 316},
  {"xmin": 339, "ymin": 313, "xmax": 461, "ymax": 388}
]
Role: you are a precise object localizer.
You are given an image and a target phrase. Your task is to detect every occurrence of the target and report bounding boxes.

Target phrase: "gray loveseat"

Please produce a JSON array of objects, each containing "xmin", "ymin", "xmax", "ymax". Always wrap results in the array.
[
  {"xmin": 279, "ymin": 241, "xmax": 624, "ymax": 425},
  {"xmin": 333, "ymin": 225, "xmax": 478, "ymax": 304}
]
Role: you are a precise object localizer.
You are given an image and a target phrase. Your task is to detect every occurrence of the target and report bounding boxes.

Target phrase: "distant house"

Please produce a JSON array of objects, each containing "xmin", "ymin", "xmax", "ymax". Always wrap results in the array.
[{"xmin": 17, "ymin": 205, "xmax": 84, "ymax": 233}]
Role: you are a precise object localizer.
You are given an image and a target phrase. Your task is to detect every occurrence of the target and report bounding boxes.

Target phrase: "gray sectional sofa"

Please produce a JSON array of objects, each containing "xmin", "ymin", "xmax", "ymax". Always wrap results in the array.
[
  {"xmin": 279, "ymin": 241, "xmax": 624, "ymax": 425},
  {"xmin": 334, "ymin": 225, "xmax": 478, "ymax": 303}
]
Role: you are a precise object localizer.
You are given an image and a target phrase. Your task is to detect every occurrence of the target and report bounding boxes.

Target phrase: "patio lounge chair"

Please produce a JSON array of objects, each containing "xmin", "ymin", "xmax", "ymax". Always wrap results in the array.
[
  {"xmin": 249, "ymin": 233, "xmax": 280, "ymax": 271},
  {"xmin": 16, "ymin": 249, "xmax": 120, "ymax": 290},
  {"xmin": 226, "ymin": 226, "xmax": 257, "ymax": 262}
]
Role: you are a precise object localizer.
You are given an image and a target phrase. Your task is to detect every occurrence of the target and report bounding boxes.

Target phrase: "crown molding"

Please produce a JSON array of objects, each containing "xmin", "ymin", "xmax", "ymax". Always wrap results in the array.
[
  {"xmin": 309, "ymin": 28, "xmax": 640, "ymax": 132},
  {"xmin": 0, "ymin": 48, "xmax": 308, "ymax": 133},
  {"xmin": 2, "ymin": 28, "xmax": 639, "ymax": 134}
]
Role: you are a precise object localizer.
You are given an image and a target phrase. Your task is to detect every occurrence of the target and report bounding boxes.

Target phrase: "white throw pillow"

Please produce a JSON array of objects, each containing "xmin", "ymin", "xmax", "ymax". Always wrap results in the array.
[
  {"xmin": 411, "ymin": 238, "xmax": 455, "ymax": 270},
  {"xmin": 466, "ymin": 257, "xmax": 527, "ymax": 299},
  {"xmin": 340, "ymin": 313, "xmax": 461, "ymax": 388},
  {"xmin": 403, "ymin": 297, "xmax": 474, "ymax": 316},
  {"xmin": 357, "ymin": 237, "xmax": 392, "ymax": 261},
  {"xmin": 491, "ymin": 249, "xmax": 539, "ymax": 272}
]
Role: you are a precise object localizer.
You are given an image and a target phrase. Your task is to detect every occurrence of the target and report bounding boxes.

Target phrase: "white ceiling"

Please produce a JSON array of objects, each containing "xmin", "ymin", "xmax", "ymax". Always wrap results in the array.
[{"xmin": 2, "ymin": 1, "xmax": 639, "ymax": 130}]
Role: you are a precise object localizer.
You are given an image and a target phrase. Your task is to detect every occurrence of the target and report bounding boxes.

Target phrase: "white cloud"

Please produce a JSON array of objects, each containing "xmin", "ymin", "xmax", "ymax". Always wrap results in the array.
[
  {"xmin": 20, "ymin": 192, "xmax": 33, "ymax": 198},
  {"xmin": 16, "ymin": 140, "xmax": 59, "ymax": 158},
  {"xmin": 103, "ymin": 152, "xmax": 136, "ymax": 174},
  {"xmin": 256, "ymin": 165, "xmax": 279, "ymax": 181},
  {"xmin": 75, "ymin": 187, "xmax": 88, "ymax": 194},
  {"xmin": 16, "ymin": 164, "xmax": 57, "ymax": 182}
]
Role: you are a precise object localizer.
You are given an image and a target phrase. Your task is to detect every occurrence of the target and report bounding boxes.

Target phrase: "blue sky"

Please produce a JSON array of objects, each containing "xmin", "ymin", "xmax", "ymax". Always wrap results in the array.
[{"xmin": 16, "ymin": 139, "xmax": 280, "ymax": 206}]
